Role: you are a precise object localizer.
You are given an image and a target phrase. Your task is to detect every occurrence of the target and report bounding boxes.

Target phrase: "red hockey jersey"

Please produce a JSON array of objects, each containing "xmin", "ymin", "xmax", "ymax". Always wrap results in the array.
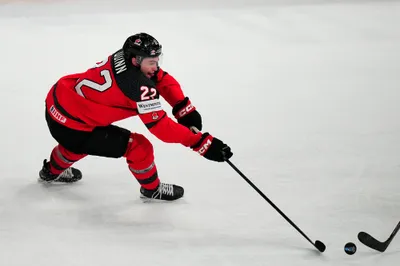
[{"xmin": 45, "ymin": 49, "xmax": 201, "ymax": 147}]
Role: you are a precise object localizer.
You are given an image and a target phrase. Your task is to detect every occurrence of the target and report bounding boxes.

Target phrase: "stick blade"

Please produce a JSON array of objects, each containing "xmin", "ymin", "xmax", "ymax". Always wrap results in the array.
[
  {"xmin": 358, "ymin": 231, "xmax": 387, "ymax": 252},
  {"xmin": 314, "ymin": 240, "xmax": 326, "ymax": 252}
]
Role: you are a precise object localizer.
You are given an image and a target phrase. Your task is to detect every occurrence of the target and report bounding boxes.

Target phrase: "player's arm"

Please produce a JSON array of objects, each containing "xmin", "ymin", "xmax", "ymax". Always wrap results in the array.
[
  {"xmin": 152, "ymin": 68, "xmax": 184, "ymax": 107},
  {"xmin": 116, "ymin": 65, "xmax": 232, "ymax": 162},
  {"xmin": 138, "ymin": 103, "xmax": 232, "ymax": 162},
  {"xmin": 154, "ymin": 68, "xmax": 203, "ymax": 131},
  {"xmin": 138, "ymin": 106, "xmax": 199, "ymax": 147},
  {"xmin": 135, "ymin": 87, "xmax": 231, "ymax": 162}
]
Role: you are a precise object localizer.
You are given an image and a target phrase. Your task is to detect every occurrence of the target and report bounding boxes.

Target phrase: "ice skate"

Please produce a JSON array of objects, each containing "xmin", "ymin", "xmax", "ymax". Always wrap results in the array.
[
  {"xmin": 140, "ymin": 182, "xmax": 184, "ymax": 201},
  {"xmin": 38, "ymin": 159, "xmax": 82, "ymax": 183}
]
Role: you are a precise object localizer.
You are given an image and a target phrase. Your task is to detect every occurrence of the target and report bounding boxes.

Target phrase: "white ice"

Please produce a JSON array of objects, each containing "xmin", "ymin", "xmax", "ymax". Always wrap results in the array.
[{"xmin": 0, "ymin": 0, "xmax": 399, "ymax": 265}]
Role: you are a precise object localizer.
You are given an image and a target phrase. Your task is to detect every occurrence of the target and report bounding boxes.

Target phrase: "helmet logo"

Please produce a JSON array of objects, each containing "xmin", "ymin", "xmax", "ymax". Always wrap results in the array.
[
  {"xmin": 150, "ymin": 48, "xmax": 162, "ymax": 56},
  {"xmin": 134, "ymin": 39, "xmax": 142, "ymax": 46}
]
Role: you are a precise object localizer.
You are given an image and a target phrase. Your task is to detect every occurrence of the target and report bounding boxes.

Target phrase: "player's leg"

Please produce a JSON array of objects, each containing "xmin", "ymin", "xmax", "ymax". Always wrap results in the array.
[
  {"xmin": 81, "ymin": 127, "xmax": 160, "ymax": 188},
  {"xmin": 43, "ymin": 110, "xmax": 184, "ymax": 199},
  {"xmin": 123, "ymin": 133, "xmax": 184, "ymax": 201},
  {"xmin": 82, "ymin": 127, "xmax": 184, "ymax": 201},
  {"xmin": 40, "ymin": 111, "xmax": 88, "ymax": 183},
  {"xmin": 123, "ymin": 133, "xmax": 159, "ymax": 190},
  {"xmin": 39, "ymin": 145, "xmax": 86, "ymax": 183}
]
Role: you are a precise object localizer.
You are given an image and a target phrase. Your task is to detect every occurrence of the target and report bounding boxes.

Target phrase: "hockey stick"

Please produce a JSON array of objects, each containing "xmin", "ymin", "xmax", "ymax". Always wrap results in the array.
[
  {"xmin": 358, "ymin": 221, "xmax": 400, "ymax": 252},
  {"xmin": 191, "ymin": 127, "xmax": 326, "ymax": 252},
  {"xmin": 225, "ymin": 159, "xmax": 325, "ymax": 252}
]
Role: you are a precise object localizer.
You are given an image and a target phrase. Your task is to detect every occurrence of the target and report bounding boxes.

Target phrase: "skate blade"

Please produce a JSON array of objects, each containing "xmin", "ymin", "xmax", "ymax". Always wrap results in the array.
[
  {"xmin": 37, "ymin": 177, "xmax": 75, "ymax": 185},
  {"xmin": 139, "ymin": 194, "xmax": 182, "ymax": 203},
  {"xmin": 38, "ymin": 177, "xmax": 56, "ymax": 184},
  {"xmin": 139, "ymin": 194, "xmax": 164, "ymax": 203}
]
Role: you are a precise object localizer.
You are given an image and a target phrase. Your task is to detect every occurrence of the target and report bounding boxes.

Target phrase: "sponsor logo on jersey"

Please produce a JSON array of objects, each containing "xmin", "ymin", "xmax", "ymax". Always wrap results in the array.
[
  {"xmin": 49, "ymin": 105, "xmax": 67, "ymax": 123},
  {"xmin": 137, "ymin": 99, "xmax": 163, "ymax": 114}
]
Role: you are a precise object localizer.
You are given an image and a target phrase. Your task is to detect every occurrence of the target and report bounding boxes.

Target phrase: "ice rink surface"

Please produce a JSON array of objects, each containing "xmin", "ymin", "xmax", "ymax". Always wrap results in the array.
[{"xmin": 0, "ymin": 0, "xmax": 399, "ymax": 265}]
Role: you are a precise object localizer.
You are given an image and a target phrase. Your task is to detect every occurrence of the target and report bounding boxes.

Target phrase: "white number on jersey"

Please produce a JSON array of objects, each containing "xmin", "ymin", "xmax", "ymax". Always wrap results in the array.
[{"xmin": 75, "ymin": 58, "xmax": 113, "ymax": 97}]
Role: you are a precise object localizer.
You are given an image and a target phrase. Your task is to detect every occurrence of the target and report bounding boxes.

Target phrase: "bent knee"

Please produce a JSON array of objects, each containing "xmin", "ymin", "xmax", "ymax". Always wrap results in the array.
[{"xmin": 125, "ymin": 133, "xmax": 154, "ymax": 167}]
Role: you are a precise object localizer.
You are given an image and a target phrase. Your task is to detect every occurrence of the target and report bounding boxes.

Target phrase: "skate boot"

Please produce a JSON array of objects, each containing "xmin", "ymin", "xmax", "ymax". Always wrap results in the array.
[
  {"xmin": 39, "ymin": 159, "xmax": 82, "ymax": 183},
  {"xmin": 140, "ymin": 182, "xmax": 184, "ymax": 201}
]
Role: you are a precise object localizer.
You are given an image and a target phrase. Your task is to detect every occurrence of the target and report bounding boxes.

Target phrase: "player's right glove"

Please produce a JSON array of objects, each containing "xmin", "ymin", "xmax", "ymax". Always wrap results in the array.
[{"xmin": 191, "ymin": 133, "xmax": 233, "ymax": 162}]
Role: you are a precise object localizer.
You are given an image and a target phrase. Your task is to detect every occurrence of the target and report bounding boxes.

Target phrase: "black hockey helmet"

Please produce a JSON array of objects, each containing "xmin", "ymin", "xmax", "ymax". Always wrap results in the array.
[{"xmin": 122, "ymin": 32, "xmax": 162, "ymax": 64}]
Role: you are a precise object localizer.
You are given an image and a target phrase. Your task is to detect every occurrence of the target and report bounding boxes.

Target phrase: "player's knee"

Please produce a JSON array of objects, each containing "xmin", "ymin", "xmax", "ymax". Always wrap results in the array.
[{"xmin": 124, "ymin": 133, "xmax": 154, "ymax": 168}]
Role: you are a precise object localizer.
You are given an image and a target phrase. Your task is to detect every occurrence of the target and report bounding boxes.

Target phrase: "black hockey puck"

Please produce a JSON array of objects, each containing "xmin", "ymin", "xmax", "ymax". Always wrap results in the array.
[{"xmin": 344, "ymin": 242, "xmax": 357, "ymax": 255}]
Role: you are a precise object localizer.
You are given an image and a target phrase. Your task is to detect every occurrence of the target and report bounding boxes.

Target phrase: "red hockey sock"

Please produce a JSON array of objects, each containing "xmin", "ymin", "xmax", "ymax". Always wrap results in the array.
[
  {"xmin": 129, "ymin": 162, "xmax": 160, "ymax": 190},
  {"xmin": 124, "ymin": 133, "xmax": 160, "ymax": 190},
  {"xmin": 49, "ymin": 145, "xmax": 87, "ymax": 175}
]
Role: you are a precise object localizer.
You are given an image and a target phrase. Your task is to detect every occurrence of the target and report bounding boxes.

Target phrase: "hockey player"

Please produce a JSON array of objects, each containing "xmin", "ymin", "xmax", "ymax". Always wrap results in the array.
[{"xmin": 40, "ymin": 32, "xmax": 233, "ymax": 201}]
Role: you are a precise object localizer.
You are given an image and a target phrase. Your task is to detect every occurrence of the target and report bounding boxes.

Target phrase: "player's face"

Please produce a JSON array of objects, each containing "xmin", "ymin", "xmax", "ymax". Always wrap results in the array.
[{"xmin": 140, "ymin": 57, "xmax": 159, "ymax": 78}]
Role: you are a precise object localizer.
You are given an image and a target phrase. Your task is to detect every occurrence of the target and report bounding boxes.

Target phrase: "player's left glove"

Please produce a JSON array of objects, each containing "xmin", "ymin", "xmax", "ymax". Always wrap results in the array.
[{"xmin": 172, "ymin": 97, "xmax": 202, "ymax": 131}]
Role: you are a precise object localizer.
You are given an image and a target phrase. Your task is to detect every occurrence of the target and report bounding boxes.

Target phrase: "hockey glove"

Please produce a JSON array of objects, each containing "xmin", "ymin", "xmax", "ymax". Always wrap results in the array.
[
  {"xmin": 172, "ymin": 97, "xmax": 202, "ymax": 131},
  {"xmin": 191, "ymin": 133, "xmax": 233, "ymax": 162}
]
